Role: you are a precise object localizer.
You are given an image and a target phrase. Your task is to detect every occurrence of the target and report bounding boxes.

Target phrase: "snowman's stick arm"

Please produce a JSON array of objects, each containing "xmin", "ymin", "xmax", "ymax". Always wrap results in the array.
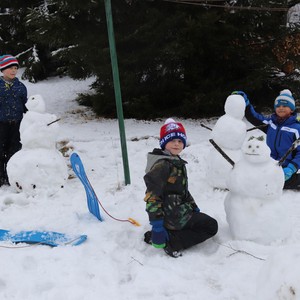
[
  {"xmin": 278, "ymin": 138, "xmax": 300, "ymax": 166},
  {"xmin": 47, "ymin": 118, "xmax": 61, "ymax": 126},
  {"xmin": 201, "ymin": 123, "xmax": 266, "ymax": 132},
  {"xmin": 200, "ymin": 123, "xmax": 212, "ymax": 131},
  {"xmin": 209, "ymin": 139, "xmax": 235, "ymax": 167},
  {"xmin": 246, "ymin": 124, "xmax": 268, "ymax": 132}
]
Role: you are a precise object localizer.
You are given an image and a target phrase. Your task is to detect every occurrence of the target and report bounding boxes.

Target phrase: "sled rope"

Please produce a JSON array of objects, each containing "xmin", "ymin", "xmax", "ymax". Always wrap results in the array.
[
  {"xmin": 85, "ymin": 176, "xmax": 140, "ymax": 226},
  {"xmin": 71, "ymin": 153, "xmax": 140, "ymax": 227}
]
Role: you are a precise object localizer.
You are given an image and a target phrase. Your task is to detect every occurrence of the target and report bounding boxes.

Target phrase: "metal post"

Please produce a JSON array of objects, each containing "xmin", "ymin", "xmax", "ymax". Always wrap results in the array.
[{"xmin": 104, "ymin": 0, "xmax": 131, "ymax": 185}]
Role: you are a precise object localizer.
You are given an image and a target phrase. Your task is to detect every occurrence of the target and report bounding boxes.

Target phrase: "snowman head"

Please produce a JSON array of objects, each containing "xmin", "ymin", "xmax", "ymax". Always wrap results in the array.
[
  {"xmin": 224, "ymin": 94, "xmax": 246, "ymax": 119},
  {"xmin": 26, "ymin": 94, "xmax": 46, "ymax": 113},
  {"xmin": 242, "ymin": 135, "xmax": 271, "ymax": 164}
]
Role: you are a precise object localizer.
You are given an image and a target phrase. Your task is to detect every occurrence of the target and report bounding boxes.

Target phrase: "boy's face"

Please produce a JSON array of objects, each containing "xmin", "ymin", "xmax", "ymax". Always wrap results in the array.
[
  {"xmin": 165, "ymin": 139, "xmax": 184, "ymax": 155},
  {"xmin": 1, "ymin": 66, "xmax": 18, "ymax": 81},
  {"xmin": 275, "ymin": 105, "xmax": 293, "ymax": 119}
]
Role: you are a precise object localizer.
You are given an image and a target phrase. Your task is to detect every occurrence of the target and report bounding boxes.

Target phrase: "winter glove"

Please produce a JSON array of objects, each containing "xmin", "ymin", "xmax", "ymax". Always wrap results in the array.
[
  {"xmin": 283, "ymin": 163, "xmax": 297, "ymax": 181},
  {"xmin": 192, "ymin": 203, "xmax": 200, "ymax": 213},
  {"xmin": 194, "ymin": 207, "xmax": 200, "ymax": 213},
  {"xmin": 150, "ymin": 220, "xmax": 169, "ymax": 249},
  {"xmin": 232, "ymin": 91, "xmax": 250, "ymax": 106}
]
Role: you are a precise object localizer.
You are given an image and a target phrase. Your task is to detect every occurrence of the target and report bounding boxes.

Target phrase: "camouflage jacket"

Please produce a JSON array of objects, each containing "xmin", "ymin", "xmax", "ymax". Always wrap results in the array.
[{"xmin": 144, "ymin": 148, "xmax": 199, "ymax": 230}]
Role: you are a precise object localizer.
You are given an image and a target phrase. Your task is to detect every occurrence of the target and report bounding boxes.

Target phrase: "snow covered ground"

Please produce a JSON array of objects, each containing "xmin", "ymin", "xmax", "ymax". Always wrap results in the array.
[{"xmin": 0, "ymin": 73, "xmax": 300, "ymax": 299}]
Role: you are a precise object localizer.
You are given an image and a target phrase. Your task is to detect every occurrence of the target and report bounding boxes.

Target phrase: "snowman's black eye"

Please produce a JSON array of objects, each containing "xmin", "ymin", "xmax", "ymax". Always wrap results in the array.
[
  {"xmin": 256, "ymin": 146, "xmax": 259, "ymax": 148},
  {"xmin": 248, "ymin": 145, "xmax": 252, "ymax": 149}
]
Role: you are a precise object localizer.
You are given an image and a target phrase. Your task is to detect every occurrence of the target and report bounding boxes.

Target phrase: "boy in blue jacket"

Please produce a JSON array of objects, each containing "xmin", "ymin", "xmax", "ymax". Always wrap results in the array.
[
  {"xmin": 0, "ymin": 55, "xmax": 27, "ymax": 186},
  {"xmin": 233, "ymin": 89, "xmax": 300, "ymax": 190},
  {"xmin": 143, "ymin": 118, "xmax": 218, "ymax": 257}
]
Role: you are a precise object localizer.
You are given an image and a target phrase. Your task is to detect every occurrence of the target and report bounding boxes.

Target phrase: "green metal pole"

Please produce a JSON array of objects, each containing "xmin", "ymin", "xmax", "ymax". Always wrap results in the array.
[{"xmin": 104, "ymin": 0, "xmax": 131, "ymax": 185}]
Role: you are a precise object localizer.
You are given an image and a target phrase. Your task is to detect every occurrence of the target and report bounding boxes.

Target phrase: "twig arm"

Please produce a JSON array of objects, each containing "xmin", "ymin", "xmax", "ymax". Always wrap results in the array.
[{"xmin": 209, "ymin": 139, "xmax": 235, "ymax": 167}]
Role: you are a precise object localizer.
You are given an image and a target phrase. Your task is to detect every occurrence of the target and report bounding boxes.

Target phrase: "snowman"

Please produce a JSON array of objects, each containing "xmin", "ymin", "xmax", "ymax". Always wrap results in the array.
[
  {"xmin": 224, "ymin": 135, "xmax": 291, "ymax": 244},
  {"xmin": 206, "ymin": 94, "xmax": 247, "ymax": 189},
  {"xmin": 7, "ymin": 94, "xmax": 68, "ymax": 196}
]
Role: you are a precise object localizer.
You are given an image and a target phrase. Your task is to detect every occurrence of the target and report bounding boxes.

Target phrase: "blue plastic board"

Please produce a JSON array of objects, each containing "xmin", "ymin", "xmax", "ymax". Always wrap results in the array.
[
  {"xmin": 70, "ymin": 153, "xmax": 102, "ymax": 221},
  {"xmin": 0, "ymin": 229, "xmax": 87, "ymax": 247}
]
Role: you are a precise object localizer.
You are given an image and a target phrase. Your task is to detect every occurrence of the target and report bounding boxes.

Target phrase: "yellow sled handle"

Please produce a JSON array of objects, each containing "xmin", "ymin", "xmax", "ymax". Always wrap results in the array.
[{"xmin": 128, "ymin": 218, "xmax": 141, "ymax": 227}]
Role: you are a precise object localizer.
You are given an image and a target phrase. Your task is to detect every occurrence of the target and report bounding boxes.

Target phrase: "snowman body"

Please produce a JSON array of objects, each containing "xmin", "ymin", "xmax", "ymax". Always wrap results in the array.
[
  {"xmin": 224, "ymin": 136, "xmax": 290, "ymax": 244},
  {"xmin": 20, "ymin": 111, "xmax": 59, "ymax": 149},
  {"xmin": 206, "ymin": 95, "xmax": 246, "ymax": 189},
  {"xmin": 7, "ymin": 148, "xmax": 67, "ymax": 196},
  {"xmin": 7, "ymin": 95, "xmax": 68, "ymax": 196}
]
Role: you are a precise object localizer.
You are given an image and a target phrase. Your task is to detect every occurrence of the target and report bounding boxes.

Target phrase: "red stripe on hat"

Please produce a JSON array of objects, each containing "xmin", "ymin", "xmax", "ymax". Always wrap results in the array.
[{"xmin": 0, "ymin": 55, "xmax": 19, "ymax": 67}]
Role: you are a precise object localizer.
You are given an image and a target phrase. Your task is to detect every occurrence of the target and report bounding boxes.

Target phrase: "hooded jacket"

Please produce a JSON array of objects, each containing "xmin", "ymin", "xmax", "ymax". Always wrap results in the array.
[{"xmin": 144, "ymin": 148, "xmax": 199, "ymax": 230}]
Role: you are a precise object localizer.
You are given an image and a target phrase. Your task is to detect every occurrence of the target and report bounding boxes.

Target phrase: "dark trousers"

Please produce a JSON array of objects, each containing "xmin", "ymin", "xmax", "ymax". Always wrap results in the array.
[
  {"xmin": 284, "ymin": 173, "xmax": 300, "ymax": 190},
  {"xmin": 0, "ymin": 121, "xmax": 21, "ymax": 184},
  {"xmin": 167, "ymin": 212, "xmax": 218, "ymax": 251}
]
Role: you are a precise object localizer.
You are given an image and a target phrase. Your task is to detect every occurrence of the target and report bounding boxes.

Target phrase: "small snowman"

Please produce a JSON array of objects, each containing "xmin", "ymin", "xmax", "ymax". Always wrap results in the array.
[
  {"xmin": 7, "ymin": 94, "xmax": 68, "ymax": 196},
  {"xmin": 256, "ymin": 245, "xmax": 300, "ymax": 299},
  {"xmin": 206, "ymin": 94, "xmax": 247, "ymax": 189},
  {"xmin": 224, "ymin": 135, "xmax": 291, "ymax": 244},
  {"xmin": 19, "ymin": 94, "xmax": 58, "ymax": 149}
]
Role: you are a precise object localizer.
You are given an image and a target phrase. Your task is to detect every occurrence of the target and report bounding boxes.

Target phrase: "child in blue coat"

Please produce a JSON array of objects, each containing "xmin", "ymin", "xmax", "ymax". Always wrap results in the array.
[
  {"xmin": 0, "ymin": 55, "xmax": 27, "ymax": 186},
  {"xmin": 233, "ymin": 89, "xmax": 300, "ymax": 190}
]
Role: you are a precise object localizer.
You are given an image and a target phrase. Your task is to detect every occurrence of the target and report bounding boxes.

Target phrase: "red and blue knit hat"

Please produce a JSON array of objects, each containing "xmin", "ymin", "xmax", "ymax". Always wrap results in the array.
[
  {"xmin": 0, "ymin": 55, "xmax": 19, "ymax": 72},
  {"xmin": 274, "ymin": 89, "xmax": 295, "ymax": 111},
  {"xmin": 159, "ymin": 118, "xmax": 187, "ymax": 150}
]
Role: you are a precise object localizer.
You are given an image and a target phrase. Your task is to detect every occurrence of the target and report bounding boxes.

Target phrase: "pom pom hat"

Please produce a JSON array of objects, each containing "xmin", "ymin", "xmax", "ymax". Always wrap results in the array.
[
  {"xmin": 159, "ymin": 118, "xmax": 187, "ymax": 150},
  {"xmin": 0, "ymin": 55, "xmax": 19, "ymax": 72},
  {"xmin": 274, "ymin": 89, "xmax": 295, "ymax": 111}
]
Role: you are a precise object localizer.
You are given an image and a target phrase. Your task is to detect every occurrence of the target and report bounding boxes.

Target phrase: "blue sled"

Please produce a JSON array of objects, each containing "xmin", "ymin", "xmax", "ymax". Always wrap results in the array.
[
  {"xmin": 0, "ymin": 229, "xmax": 87, "ymax": 247},
  {"xmin": 70, "ymin": 153, "xmax": 103, "ymax": 221}
]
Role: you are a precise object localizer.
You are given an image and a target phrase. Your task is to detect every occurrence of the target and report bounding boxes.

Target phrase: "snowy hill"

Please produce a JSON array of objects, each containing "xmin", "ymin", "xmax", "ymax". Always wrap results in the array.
[{"xmin": 0, "ymin": 73, "xmax": 299, "ymax": 300}]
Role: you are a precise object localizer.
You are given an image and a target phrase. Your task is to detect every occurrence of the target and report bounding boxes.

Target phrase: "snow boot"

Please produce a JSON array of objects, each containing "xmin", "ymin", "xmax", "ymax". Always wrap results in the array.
[
  {"xmin": 164, "ymin": 244, "xmax": 182, "ymax": 258},
  {"xmin": 144, "ymin": 231, "xmax": 152, "ymax": 245}
]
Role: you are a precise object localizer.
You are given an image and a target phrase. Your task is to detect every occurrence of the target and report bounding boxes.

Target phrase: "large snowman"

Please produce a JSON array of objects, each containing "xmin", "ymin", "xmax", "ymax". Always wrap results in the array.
[
  {"xmin": 7, "ymin": 95, "xmax": 68, "ymax": 197},
  {"xmin": 206, "ymin": 94, "xmax": 247, "ymax": 189},
  {"xmin": 224, "ymin": 135, "xmax": 291, "ymax": 244}
]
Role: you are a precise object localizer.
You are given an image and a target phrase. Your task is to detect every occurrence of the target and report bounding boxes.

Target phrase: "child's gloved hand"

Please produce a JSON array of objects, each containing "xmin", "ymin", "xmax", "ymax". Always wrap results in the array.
[
  {"xmin": 283, "ymin": 163, "xmax": 297, "ymax": 181},
  {"xmin": 191, "ymin": 202, "xmax": 200, "ymax": 213},
  {"xmin": 232, "ymin": 91, "xmax": 250, "ymax": 106},
  {"xmin": 193, "ymin": 206, "xmax": 200, "ymax": 213},
  {"xmin": 150, "ymin": 220, "xmax": 168, "ymax": 248}
]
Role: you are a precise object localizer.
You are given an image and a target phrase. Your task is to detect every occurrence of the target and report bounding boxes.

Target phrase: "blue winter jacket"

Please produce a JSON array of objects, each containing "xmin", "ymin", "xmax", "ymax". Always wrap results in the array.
[
  {"xmin": 245, "ymin": 104, "xmax": 300, "ymax": 169},
  {"xmin": 0, "ymin": 77, "xmax": 27, "ymax": 122}
]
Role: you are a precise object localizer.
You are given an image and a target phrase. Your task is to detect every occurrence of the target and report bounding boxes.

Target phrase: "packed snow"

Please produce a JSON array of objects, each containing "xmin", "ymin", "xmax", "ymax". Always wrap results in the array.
[
  {"xmin": 207, "ymin": 94, "xmax": 246, "ymax": 189},
  {"xmin": 7, "ymin": 94, "xmax": 68, "ymax": 196},
  {"xmin": 0, "ymin": 72, "xmax": 300, "ymax": 299},
  {"xmin": 224, "ymin": 135, "xmax": 290, "ymax": 245}
]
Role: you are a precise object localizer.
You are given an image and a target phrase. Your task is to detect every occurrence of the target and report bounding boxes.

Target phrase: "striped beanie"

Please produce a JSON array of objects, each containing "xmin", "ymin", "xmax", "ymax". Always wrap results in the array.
[
  {"xmin": 274, "ymin": 89, "xmax": 295, "ymax": 111},
  {"xmin": 0, "ymin": 55, "xmax": 19, "ymax": 72},
  {"xmin": 159, "ymin": 118, "xmax": 187, "ymax": 150}
]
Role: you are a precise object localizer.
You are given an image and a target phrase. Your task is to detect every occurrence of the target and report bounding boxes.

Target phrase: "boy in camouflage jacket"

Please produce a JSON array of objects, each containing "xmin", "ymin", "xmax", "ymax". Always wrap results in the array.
[{"xmin": 144, "ymin": 118, "xmax": 218, "ymax": 257}]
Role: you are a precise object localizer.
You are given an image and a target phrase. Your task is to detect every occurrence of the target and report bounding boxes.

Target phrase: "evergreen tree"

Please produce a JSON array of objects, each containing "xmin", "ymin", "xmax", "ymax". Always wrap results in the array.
[
  {"xmin": 23, "ymin": 0, "xmax": 106, "ymax": 82},
  {"xmin": 0, "ymin": 1, "xmax": 41, "ymax": 66},
  {"xmin": 2, "ymin": 0, "xmax": 299, "ymax": 117}
]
